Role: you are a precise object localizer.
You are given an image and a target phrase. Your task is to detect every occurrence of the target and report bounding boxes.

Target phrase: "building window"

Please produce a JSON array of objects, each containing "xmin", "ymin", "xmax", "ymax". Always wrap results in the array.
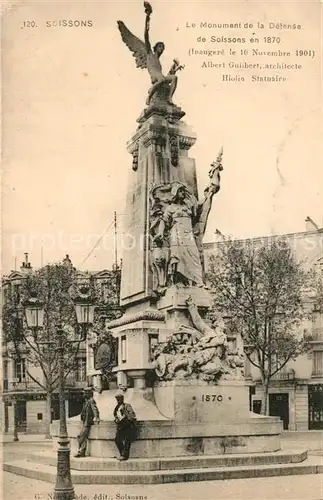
[
  {"xmin": 121, "ymin": 336, "xmax": 127, "ymax": 363},
  {"xmin": 313, "ymin": 351, "xmax": 323, "ymax": 377},
  {"xmin": 3, "ymin": 360, "xmax": 8, "ymax": 391},
  {"xmin": 309, "ymin": 384, "xmax": 323, "ymax": 430},
  {"xmin": 312, "ymin": 312, "xmax": 323, "ymax": 341},
  {"xmin": 148, "ymin": 334, "xmax": 159, "ymax": 362},
  {"xmin": 14, "ymin": 359, "xmax": 26, "ymax": 382},
  {"xmin": 253, "ymin": 399, "xmax": 262, "ymax": 414},
  {"xmin": 75, "ymin": 358, "xmax": 87, "ymax": 382},
  {"xmin": 114, "ymin": 337, "xmax": 119, "ymax": 366},
  {"xmin": 4, "ymin": 360, "xmax": 8, "ymax": 379}
]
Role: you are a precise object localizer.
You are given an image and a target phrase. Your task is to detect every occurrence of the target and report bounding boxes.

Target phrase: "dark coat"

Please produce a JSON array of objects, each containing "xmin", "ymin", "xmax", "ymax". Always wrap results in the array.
[
  {"xmin": 80, "ymin": 397, "xmax": 100, "ymax": 426},
  {"xmin": 113, "ymin": 402, "xmax": 137, "ymax": 433}
]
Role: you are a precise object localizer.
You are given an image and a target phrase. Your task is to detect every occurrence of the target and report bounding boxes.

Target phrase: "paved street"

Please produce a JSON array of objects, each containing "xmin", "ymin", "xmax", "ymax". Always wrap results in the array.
[
  {"xmin": 2, "ymin": 431, "xmax": 323, "ymax": 500},
  {"xmin": 3, "ymin": 470, "xmax": 323, "ymax": 500}
]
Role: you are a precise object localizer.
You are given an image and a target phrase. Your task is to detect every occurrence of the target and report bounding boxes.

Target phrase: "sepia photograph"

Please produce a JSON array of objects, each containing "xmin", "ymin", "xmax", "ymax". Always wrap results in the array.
[{"xmin": 1, "ymin": 1, "xmax": 323, "ymax": 499}]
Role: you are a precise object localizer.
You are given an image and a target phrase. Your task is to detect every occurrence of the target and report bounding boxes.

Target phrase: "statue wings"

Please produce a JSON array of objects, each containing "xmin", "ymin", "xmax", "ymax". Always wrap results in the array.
[{"xmin": 117, "ymin": 21, "xmax": 148, "ymax": 69}]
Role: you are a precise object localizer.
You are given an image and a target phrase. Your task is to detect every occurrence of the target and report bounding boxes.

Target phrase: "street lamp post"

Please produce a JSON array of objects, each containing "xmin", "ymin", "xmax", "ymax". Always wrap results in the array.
[
  {"xmin": 23, "ymin": 288, "xmax": 95, "ymax": 500},
  {"xmin": 13, "ymin": 402, "xmax": 19, "ymax": 441},
  {"xmin": 11, "ymin": 306, "xmax": 26, "ymax": 442},
  {"xmin": 11, "ymin": 380, "xmax": 19, "ymax": 442}
]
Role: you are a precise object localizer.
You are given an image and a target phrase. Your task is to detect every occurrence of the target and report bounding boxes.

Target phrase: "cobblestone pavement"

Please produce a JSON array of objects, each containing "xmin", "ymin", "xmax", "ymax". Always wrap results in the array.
[{"xmin": 2, "ymin": 471, "xmax": 323, "ymax": 500}]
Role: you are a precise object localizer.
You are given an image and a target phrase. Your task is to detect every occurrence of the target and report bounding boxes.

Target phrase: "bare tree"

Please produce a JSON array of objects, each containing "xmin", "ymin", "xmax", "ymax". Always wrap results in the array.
[
  {"xmin": 3, "ymin": 262, "xmax": 84, "ymax": 438},
  {"xmin": 207, "ymin": 238, "xmax": 310, "ymax": 415},
  {"xmin": 3, "ymin": 259, "xmax": 123, "ymax": 437}
]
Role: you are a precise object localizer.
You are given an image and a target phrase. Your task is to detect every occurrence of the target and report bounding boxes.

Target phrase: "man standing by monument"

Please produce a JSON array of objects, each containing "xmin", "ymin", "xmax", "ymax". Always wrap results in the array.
[
  {"xmin": 113, "ymin": 393, "xmax": 137, "ymax": 461},
  {"xmin": 74, "ymin": 388, "xmax": 100, "ymax": 458}
]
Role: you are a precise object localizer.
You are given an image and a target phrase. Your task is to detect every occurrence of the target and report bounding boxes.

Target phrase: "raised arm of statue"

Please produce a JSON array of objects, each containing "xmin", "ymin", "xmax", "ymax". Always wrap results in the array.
[
  {"xmin": 144, "ymin": 15, "xmax": 151, "ymax": 52},
  {"xmin": 195, "ymin": 149, "xmax": 224, "ymax": 238},
  {"xmin": 144, "ymin": 2, "xmax": 152, "ymax": 53},
  {"xmin": 186, "ymin": 296, "xmax": 213, "ymax": 336}
]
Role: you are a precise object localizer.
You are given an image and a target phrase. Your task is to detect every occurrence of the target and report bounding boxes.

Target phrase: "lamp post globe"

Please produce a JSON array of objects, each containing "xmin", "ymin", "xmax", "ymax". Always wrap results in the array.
[
  {"xmin": 23, "ymin": 293, "xmax": 45, "ymax": 330},
  {"xmin": 73, "ymin": 286, "xmax": 95, "ymax": 329}
]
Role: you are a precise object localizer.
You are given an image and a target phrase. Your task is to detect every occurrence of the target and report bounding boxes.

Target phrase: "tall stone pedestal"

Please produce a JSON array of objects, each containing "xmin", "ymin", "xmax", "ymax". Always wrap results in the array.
[{"xmin": 120, "ymin": 102, "xmax": 198, "ymax": 308}]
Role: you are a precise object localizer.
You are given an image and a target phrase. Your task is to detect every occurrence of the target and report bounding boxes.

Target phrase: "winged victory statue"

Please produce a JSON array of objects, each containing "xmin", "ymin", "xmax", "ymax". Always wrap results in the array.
[{"xmin": 117, "ymin": 2, "xmax": 184, "ymax": 106}]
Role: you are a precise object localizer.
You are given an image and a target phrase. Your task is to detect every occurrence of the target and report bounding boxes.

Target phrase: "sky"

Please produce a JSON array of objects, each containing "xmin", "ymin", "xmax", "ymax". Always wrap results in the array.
[{"xmin": 2, "ymin": 0, "xmax": 323, "ymax": 273}]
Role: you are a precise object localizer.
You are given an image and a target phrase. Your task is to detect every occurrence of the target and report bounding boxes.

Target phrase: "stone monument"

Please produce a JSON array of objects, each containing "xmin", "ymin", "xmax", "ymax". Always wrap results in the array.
[{"xmin": 53, "ymin": 2, "xmax": 283, "ymax": 461}]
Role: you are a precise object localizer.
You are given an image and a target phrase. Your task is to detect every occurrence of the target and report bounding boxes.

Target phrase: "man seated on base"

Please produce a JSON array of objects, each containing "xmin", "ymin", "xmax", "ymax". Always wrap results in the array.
[
  {"xmin": 75, "ymin": 387, "xmax": 100, "ymax": 458},
  {"xmin": 113, "ymin": 393, "xmax": 137, "ymax": 461}
]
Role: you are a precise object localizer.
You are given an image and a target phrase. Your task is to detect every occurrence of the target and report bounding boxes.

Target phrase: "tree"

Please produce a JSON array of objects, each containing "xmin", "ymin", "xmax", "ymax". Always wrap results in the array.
[
  {"xmin": 3, "ymin": 259, "xmax": 122, "ymax": 437},
  {"xmin": 207, "ymin": 238, "xmax": 309, "ymax": 415},
  {"xmin": 3, "ymin": 262, "xmax": 83, "ymax": 437}
]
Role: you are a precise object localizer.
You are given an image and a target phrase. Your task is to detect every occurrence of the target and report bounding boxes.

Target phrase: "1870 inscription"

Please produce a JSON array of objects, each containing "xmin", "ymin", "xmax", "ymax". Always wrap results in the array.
[{"xmin": 201, "ymin": 394, "xmax": 224, "ymax": 402}]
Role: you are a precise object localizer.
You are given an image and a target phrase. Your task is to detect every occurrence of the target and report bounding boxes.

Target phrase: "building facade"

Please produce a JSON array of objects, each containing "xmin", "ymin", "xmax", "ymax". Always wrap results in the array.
[
  {"xmin": 2, "ymin": 224, "xmax": 322, "ymax": 433},
  {"xmin": 204, "ymin": 223, "xmax": 323, "ymax": 430}
]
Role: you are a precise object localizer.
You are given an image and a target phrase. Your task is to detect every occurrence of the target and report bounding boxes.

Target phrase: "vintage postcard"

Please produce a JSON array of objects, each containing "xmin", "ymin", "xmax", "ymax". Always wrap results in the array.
[{"xmin": 1, "ymin": 1, "xmax": 322, "ymax": 500}]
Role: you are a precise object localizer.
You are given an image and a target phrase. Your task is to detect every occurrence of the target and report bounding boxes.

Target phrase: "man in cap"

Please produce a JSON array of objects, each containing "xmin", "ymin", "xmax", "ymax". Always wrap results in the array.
[
  {"xmin": 113, "ymin": 392, "xmax": 137, "ymax": 461},
  {"xmin": 75, "ymin": 387, "xmax": 100, "ymax": 458}
]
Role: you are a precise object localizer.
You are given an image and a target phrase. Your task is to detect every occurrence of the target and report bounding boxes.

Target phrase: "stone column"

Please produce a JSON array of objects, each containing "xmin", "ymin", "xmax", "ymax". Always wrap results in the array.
[{"xmin": 120, "ymin": 105, "xmax": 197, "ymax": 308}]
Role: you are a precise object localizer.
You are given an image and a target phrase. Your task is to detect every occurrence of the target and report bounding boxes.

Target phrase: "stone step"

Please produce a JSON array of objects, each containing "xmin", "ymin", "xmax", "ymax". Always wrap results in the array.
[
  {"xmin": 4, "ymin": 449, "xmax": 308, "ymax": 471},
  {"xmin": 4, "ymin": 456, "xmax": 323, "ymax": 484}
]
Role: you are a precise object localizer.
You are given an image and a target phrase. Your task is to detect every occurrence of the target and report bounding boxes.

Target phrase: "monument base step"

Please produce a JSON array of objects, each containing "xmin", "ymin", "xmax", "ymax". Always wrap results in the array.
[
  {"xmin": 4, "ymin": 448, "xmax": 308, "ymax": 471},
  {"xmin": 4, "ymin": 450, "xmax": 323, "ymax": 484}
]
